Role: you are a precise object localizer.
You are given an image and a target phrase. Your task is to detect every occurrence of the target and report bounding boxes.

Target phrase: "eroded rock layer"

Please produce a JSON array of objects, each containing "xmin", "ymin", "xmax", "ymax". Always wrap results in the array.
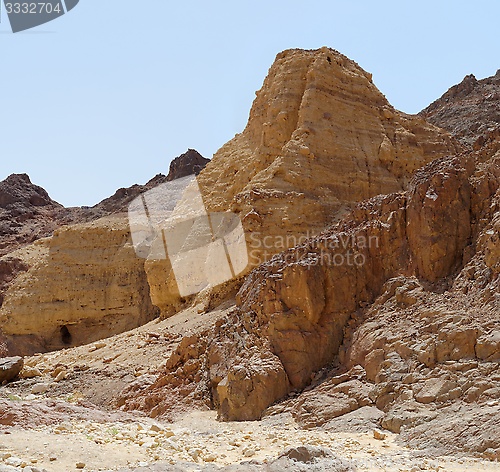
[
  {"xmin": 0, "ymin": 150, "xmax": 209, "ymax": 355},
  {"xmin": 146, "ymin": 47, "xmax": 458, "ymax": 315}
]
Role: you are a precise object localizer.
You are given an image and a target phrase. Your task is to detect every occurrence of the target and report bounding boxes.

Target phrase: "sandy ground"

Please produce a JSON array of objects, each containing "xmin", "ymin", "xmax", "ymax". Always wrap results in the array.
[{"xmin": 0, "ymin": 409, "xmax": 498, "ymax": 472}]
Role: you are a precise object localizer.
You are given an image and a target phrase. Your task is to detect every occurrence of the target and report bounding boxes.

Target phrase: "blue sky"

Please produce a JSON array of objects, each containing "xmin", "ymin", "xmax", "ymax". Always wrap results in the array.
[{"xmin": 1, "ymin": 1, "xmax": 499, "ymax": 206}]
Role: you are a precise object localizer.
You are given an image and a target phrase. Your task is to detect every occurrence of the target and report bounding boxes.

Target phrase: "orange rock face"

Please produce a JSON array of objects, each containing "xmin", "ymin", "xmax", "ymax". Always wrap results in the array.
[{"xmin": 146, "ymin": 47, "xmax": 458, "ymax": 315}]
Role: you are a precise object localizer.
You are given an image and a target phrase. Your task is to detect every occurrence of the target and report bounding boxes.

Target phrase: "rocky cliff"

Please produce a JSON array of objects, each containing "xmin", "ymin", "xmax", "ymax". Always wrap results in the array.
[
  {"xmin": 146, "ymin": 47, "xmax": 458, "ymax": 316},
  {"xmin": 121, "ymin": 141, "xmax": 499, "ymax": 457},
  {"xmin": 115, "ymin": 55, "xmax": 500, "ymax": 459},
  {"xmin": 0, "ymin": 48, "xmax": 498, "ymax": 463}
]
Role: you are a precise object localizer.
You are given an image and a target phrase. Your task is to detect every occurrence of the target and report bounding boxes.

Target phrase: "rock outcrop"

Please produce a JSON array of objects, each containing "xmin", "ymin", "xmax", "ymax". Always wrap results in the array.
[
  {"xmin": 145, "ymin": 47, "xmax": 458, "ymax": 316},
  {"xmin": 122, "ymin": 145, "xmax": 499, "ymax": 450},
  {"xmin": 205, "ymin": 154, "xmax": 480, "ymax": 421},
  {"xmin": 0, "ymin": 149, "xmax": 210, "ymax": 260},
  {"xmin": 166, "ymin": 149, "xmax": 210, "ymax": 181},
  {"xmin": 0, "ymin": 218, "xmax": 158, "ymax": 355},
  {"xmin": 421, "ymin": 70, "xmax": 500, "ymax": 147},
  {"xmin": 0, "ymin": 173, "xmax": 69, "ymax": 258},
  {"xmin": 0, "ymin": 48, "xmax": 498, "ymax": 463}
]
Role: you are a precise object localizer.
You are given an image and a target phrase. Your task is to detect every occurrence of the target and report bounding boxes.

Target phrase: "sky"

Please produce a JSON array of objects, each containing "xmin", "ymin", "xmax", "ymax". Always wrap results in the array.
[{"xmin": 1, "ymin": 0, "xmax": 499, "ymax": 207}]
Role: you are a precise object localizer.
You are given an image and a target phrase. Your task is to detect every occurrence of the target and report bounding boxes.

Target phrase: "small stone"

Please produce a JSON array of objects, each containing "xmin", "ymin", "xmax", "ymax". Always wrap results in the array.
[
  {"xmin": 150, "ymin": 424, "xmax": 163, "ymax": 432},
  {"xmin": 373, "ymin": 429, "xmax": 387, "ymax": 440},
  {"xmin": 51, "ymin": 366, "xmax": 67, "ymax": 378},
  {"xmin": 49, "ymin": 456, "xmax": 57, "ymax": 461},
  {"xmin": 243, "ymin": 448, "xmax": 256, "ymax": 457},
  {"xmin": 20, "ymin": 366, "xmax": 43, "ymax": 379},
  {"xmin": 0, "ymin": 357, "xmax": 24, "ymax": 383},
  {"xmin": 32, "ymin": 383, "xmax": 49, "ymax": 394},
  {"xmin": 54, "ymin": 370, "xmax": 67, "ymax": 382},
  {"xmin": 188, "ymin": 449, "xmax": 201, "ymax": 460},
  {"xmin": 76, "ymin": 462, "xmax": 86, "ymax": 469},
  {"xmin": 5, "ymin": 456, "xmax": 23, "ymax": 467}
]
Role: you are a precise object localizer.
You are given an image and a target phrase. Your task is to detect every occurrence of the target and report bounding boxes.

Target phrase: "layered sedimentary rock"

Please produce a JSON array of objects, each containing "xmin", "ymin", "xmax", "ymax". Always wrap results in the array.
[
  {"xmin": 1, "ymin": 48, "xmax": 498, "ymax": 460},
  {"xmin": 123, "ymin": 146, "xmax": 499, "ymax": 437},
  {"xmin": 146, "ymin": 47, "xmax": 458, "ymax": 316},
  {"xmin": 0, "ymin": 218, "xmax": 158, "ymax": 355},
  {"xmin": 0, "ymin": 151, "xmax": 209, "ymax": 355}
]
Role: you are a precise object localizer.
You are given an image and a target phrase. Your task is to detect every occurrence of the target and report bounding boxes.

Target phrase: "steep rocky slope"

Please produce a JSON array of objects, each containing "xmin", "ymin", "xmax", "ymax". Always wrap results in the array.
[
  {"xmin": 115, "ymin": 63, "xmax": 499, "ymax": 458},
  {"xmin": 1, "ymin": 48, "xmax": 458, "ymax": 347},
  {"xmin": 421, "ymin": 70, "xmax": 500, "ymax": 147},
  {"xmin": 0, "ymin": 173, "xmax": 73, "ymax": 258},
  {"xmin": 120, "ymin": 143, "xmax": 500, "ymax": 458},
  {"xmin": 146, "ymin": 47, "xmax": 458, "ymax": 315}
]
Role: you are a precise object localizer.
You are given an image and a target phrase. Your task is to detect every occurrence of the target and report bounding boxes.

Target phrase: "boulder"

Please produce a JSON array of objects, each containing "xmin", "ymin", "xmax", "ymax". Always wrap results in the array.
[{"xmin": 0, "ymin": 356, "xmax": 23, "ymax": 383}]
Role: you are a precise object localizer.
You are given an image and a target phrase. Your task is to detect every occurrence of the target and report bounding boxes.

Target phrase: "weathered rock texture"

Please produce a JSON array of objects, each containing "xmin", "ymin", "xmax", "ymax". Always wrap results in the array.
[
  {"xmin": 0, "ymin": 356, "xmax": 23, "ymax": 383},
  {"xmin": 0, "ymin": 218, "xmax": 158, "ymax": 355},
  {"xmin": 166, "ymin": 149, "xmax": 210, "ymax": 181},
  {"xmin": 0, "ymin": 149, "xmax": 210, "ymax": 259},
  {"xmin": 122, "ymin": 142, "xmax": 499, "ymax": 458},
  {"xmin": 1, "ymin": 48, "xmax": 499, "ymax": 461},
  {"xmin": 421, "ymin": 70, "xmax": 500, "ymax": 147},
  {"xmin": 0, "ymin": 150, "xmax": 208, "ymax": 355},
  {"xmin": 146, "ymin": 48, "xmax": 458, "ymax": 316},
  {"xmin": 0, "ymin": 173, "xmax": 70, "ymax": 258}
]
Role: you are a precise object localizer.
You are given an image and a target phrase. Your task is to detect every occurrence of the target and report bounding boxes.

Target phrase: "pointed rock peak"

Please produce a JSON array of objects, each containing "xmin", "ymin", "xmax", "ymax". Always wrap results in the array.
[
  {"xmin": 0, "ymin": 173, "xmax": 58, "ymax": 208},
  {"xmin": 3, "ymin": 173, "xmax": 32, "ymax": 185},
  {"xmin": 447, "ymin": 73, "xmax": 478, "ymax": 99},
  {"xmin": 166, "ymin": 149, "xmax": 210, "ymax": 181}
]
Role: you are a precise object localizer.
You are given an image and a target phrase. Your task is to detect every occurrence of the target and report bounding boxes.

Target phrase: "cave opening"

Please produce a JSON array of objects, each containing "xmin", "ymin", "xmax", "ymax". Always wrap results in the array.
[{"xmin": 60, "ymin": 325, "xmax": 72, "ymax": 345}]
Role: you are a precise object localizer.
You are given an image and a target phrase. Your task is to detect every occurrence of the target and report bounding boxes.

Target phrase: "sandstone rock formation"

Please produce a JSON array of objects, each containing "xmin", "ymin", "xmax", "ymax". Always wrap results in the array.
[
  {"xmin": 0, "ymin": 217, "xmax": 158, "ymax": 356},
  {"xmin": 0, "ymin": 150, "xmax": 209, "ymax": 356},
  {"xmin": 145, "ymin": 47, "xmax": 458, "ymax": 316},
  {"xmin": 0, "ymin": 48, "xmax": 498, "ymax": 465},
  {"xmin": 119, "ymin": 119, "xmax": 499, "ymax": 460}
]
